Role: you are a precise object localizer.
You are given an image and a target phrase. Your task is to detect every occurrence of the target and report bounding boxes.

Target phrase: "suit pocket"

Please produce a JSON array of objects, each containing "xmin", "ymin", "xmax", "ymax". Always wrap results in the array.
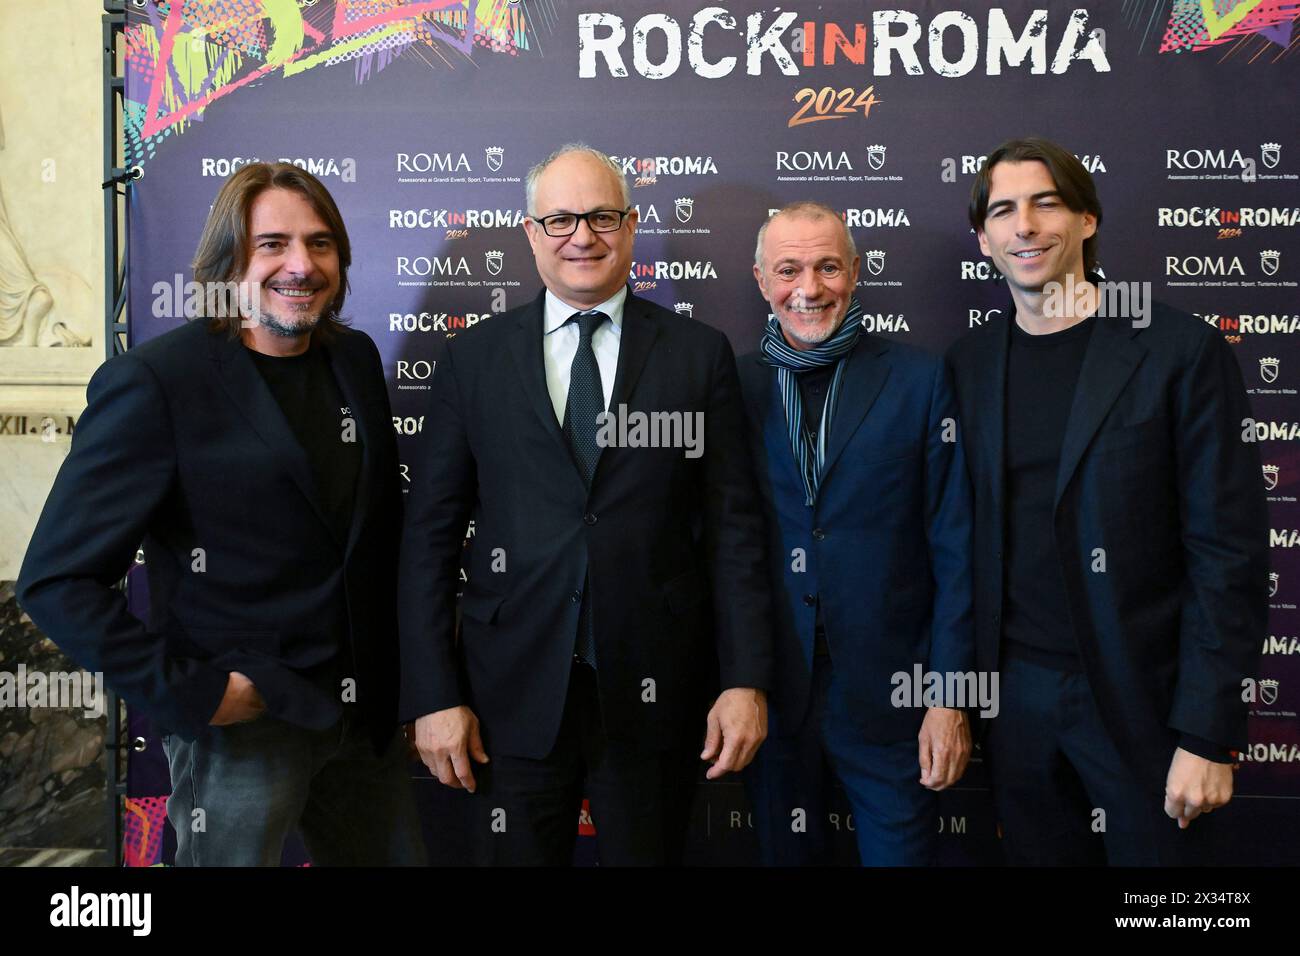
[
  {"xmin": 458, "ymin": 590, "xmax": 506, "ymax": 626},
  {"xmin": 1093, "ymin": 415, "xmax": 1169, "ymax": 456},
  {"xmin": 185, "ymin": 627, "xmax": 279, "ymax": 659},
  {"xmin": 662, "ymin": 571, "xmax": 707, "ymax": 616},
  {"xmin": 863, "ymin": 439, "xmax": 919, "ymax": 464}
]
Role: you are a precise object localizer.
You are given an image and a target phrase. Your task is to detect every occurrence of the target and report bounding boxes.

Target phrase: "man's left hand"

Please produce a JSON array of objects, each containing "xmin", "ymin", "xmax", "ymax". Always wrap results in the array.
[
  {"xmin": 918, "ymin": 707, "xmax": 970, "ymax": 791},
  {"xmin": 701, "ymin": 687, "xmax": 767, "ymax": 780},
  {"xmin": 1164, "ymin": 747, "xmax": 1233, "ymax": 829}
]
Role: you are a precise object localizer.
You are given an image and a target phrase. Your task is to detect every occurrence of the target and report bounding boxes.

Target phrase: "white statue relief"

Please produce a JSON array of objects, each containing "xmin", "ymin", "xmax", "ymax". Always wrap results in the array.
[{"xmin": 0, "ymin": 101, "xmax": 89, "ymax": 347}]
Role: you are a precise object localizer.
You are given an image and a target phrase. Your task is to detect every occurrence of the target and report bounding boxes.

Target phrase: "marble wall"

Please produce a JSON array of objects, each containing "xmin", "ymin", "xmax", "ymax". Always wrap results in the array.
[
  {"xmin": 0, "ymin": 0, "xmax": 105, "ymax": 580},
  {"xmin": 0, "ymin": 1, "xmax": 110, "ymax": 865}
]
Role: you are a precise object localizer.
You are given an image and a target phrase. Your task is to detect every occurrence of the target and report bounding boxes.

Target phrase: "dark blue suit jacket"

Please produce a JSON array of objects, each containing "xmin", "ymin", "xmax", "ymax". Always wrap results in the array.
[{"xmin": 739, "ymin": 331, "xmax": 975, "ymax": 743}]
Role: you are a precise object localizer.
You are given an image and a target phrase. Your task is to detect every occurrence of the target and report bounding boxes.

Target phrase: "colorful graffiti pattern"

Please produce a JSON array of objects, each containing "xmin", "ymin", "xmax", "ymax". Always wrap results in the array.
[
  {"xmin": 1160, "ymin": 0, "xmax": 1300, "ymax": 54},
  {"xmin": 124, "ymin": 0, "xmax": 534, "ymax": 168},
  {"xmin": 122, "ymin": 795, "xmax": 168, "ymax": 867}
]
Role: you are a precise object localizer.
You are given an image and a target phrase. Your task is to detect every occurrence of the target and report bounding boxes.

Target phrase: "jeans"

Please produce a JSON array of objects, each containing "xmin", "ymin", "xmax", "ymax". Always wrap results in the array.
[{"xmin": 162, "ymin": 710, "xmax": 425, "ymax": 866}]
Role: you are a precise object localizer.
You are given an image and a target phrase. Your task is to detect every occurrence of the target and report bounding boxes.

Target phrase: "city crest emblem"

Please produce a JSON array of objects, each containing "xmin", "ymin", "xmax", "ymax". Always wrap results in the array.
[
  {"xmin": 1260, "ymin": 679, "xmax": 1279, "ymax": 706},
  {"xmin": 485, "ymin": 250, "xmax": 503, "ymax": 276},
  {"xmin": 1261, "ymin": 142, "xmax": 1281, "ymax": 170},
  {"xmin": 865, "ymin": 250, "xmax": 886, "ymax": 276},
  {"xmin": 675, "ymin": 197, "xmax": 694, "ymax": 224},
  {"xmin": 1263, "ymin": 464, "xmax": 1279, "ymax": 491},
  {"xmin": 866, "ymin": 144, "xmax": 887, "ymax": 171},
  {"xmin": 1261, "ymin": 250, "xmax": 1280, "ymax": 276},
  {"xmin": 1260, "ymin": 356, "xmax": 1279, "ymax": 384},
  {"xmin": 485, "ymin": 146, "xmax": 503, "ymax": 172}
]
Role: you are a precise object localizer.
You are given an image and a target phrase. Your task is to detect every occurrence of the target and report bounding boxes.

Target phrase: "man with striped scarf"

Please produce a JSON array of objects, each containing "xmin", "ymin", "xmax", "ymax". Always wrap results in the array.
[{"xmin": 737, "ymin": 202, "xmax": 976, "ymax": 865}]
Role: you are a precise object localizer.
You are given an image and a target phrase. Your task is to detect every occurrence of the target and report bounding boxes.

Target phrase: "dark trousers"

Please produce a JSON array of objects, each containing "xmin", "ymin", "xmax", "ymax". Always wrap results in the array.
[
  {"xmin": 986, "ymin": 653, "xmax": 1198, "ymax": 866},
  {"xmin": 744, "ymin": 654, "xmax": 937, "ymax": 866},
  {"xmin": 163, "ymin": 710, "xmax": 425, "ymax": 866},
  {"xmin": 472, "ymin": 661, "xmax": 699, "ymax": 866}
]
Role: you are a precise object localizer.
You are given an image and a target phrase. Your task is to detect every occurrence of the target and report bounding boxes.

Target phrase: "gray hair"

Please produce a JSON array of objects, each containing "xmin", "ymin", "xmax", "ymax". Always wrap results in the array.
[
  {"xmin": 525, "ymin": 143, "xmax": 631, "ymax": 217},
  {"xmin": 754, "ymin": 201, "xmax": 858, "ymax": 269}
]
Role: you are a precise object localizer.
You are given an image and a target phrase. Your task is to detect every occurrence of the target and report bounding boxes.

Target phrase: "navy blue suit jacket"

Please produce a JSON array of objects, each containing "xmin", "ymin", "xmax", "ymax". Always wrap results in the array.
[{"xmin": 739, "ymin": 331, "xmax": 975, "ymax": 743}]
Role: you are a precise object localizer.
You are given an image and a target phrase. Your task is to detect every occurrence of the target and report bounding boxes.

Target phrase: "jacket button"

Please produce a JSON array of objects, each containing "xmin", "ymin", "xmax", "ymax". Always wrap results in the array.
[
  {"xmin": 812, "ymin": 528, "xmax": 826, "ymax": 541},
  {"xmin": 802, "ymin": 594, "xmax": 816, "ymax": 607},
  {"xmin": 583, "ymin": 513, "xmax": 597, "ymax": 526},
  {"xmin": 571, "ymin": 590, "xmax": 582, "ymax": 604}
]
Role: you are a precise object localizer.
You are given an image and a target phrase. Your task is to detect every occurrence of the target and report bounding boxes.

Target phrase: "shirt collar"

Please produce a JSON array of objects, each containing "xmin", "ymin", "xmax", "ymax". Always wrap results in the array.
[{"xmin": 543, "ymin": 286, "xmax": 628, "ymax": 335}]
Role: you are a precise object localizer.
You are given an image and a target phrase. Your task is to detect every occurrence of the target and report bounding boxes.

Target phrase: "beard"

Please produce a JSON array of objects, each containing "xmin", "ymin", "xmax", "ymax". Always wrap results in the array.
[
  {"xmin": 777, "ymin": 306, "xmax": 847, "ymax": 348},
  {"xmin": 255, "ymin": 307, "xmax": 323, "ymax": 338}
]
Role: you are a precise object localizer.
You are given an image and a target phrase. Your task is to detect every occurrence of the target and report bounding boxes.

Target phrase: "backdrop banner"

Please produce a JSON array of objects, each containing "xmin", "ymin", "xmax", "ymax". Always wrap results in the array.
[{"xmin": 121, "ymin": 0, "xmax": 1298, "ymax": 866}]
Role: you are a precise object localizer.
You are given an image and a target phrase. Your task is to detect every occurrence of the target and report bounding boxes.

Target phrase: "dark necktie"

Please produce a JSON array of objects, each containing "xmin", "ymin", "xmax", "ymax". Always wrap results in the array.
[
  {"xmin": 563, "ymin": 310, "xmax": 607, "ymax": 487},
  {"xmin": 563, "ymin": 310, "xmax": 606, "ymax": 666}
]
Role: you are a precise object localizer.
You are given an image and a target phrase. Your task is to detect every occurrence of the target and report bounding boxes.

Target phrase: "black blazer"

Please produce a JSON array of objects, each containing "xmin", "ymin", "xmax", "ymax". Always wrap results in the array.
[
  {"xmin": 17, "ymin": 319, "xmax": 403, "ymax": 749},
  {"xmin": 398, "ymin": 288, "xmax": 773, "ymax": 759},
  {"xmin": 946, "ymin": 302, "xmax": 1268, "ymax": 787}
]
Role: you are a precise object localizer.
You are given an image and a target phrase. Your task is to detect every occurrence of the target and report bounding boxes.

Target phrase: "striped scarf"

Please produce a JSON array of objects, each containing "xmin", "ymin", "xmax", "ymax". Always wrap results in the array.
[{"xmin": 758, "ymin": 299, "xmax": 864, "ymax": 506}]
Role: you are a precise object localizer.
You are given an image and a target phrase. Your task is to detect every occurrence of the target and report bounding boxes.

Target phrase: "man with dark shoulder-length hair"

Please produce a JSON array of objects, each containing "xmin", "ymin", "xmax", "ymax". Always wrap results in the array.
[
  {"xmin": 18, "ymin": 162, "xmax": 424, "ymax": 866},
  {"xmin": 947, "ymin": 137, "xmax": 1268, "ymax": 865}
]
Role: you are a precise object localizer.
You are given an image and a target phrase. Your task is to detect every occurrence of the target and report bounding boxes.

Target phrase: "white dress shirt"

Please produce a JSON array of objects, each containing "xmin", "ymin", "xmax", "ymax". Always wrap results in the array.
[{"xmin": 542, "ymin": 286, "xmax": 626, "ymax": 425}]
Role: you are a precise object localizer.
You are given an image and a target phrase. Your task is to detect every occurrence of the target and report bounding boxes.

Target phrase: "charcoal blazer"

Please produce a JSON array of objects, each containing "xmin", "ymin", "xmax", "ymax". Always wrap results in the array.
[
  {"xmin": 946, "ymin": 302, "xmax": 1269, "ymax": 786},
  {"xmin": 397, "ymin": 288, "xmax": 773, "ymax": 758}
]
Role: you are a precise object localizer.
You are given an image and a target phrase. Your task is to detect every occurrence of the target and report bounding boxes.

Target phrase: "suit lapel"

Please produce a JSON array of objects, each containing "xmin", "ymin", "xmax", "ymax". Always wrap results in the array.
[
  {"xmin": 750, "ymin": 354, "xmax": 804, "ymax": 492},
  {"xmin": 590, "ymin": 292, "xmax": 659, "ymax": 489},
  {"xmin": 208, "ymin": 330, "xmax": 338, "ymax": 545},
  {"xmin": 608, "ymin": 292, "xmax": 660, "ymax": 411},
  {"xmin": 1053, "ymin": 317, "xmax": 1146, "ymax": 510},
  {"xmin": 819, "ymin": 334, "xmax": 891, "ymax": 487},
  {"xmin": 323, "ymin": 336, "xmax": 374, "ymax": 556},
  {"xmin": 507, "ymin": 289, "xmax": 572, "ymax": 461},
  {"xmin": 980, "ymin": 316, "xmax": 1010, "ymax": 524}
]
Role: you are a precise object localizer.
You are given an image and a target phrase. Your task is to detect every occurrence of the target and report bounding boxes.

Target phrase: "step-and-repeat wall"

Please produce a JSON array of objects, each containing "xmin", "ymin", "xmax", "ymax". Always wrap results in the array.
[{"xmin": 119, "ymin": 0, "xmax": 1298, "ymax": 865}]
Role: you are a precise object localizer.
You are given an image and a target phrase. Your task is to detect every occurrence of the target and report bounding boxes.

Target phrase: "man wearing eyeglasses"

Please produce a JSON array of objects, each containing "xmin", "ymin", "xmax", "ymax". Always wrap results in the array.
[{"xmin": 398, "ymin": 143, "xmax": 772, "ymax": 865}]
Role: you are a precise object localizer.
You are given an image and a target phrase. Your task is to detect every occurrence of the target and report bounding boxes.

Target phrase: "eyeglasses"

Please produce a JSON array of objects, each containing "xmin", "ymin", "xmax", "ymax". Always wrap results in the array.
[{"xmin": 531, "ymin": 208, "xmax": 632, "ymax": 237}]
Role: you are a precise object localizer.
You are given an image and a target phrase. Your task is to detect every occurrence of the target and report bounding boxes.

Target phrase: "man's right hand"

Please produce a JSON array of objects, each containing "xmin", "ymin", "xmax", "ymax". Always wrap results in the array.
[
  {"xmin": 209, "ymin": 671, "xmax": 266, "ymax": 726},
  {"xmin": 414, "ymin": 706, "xmax": 489, "ymax": 792}
]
